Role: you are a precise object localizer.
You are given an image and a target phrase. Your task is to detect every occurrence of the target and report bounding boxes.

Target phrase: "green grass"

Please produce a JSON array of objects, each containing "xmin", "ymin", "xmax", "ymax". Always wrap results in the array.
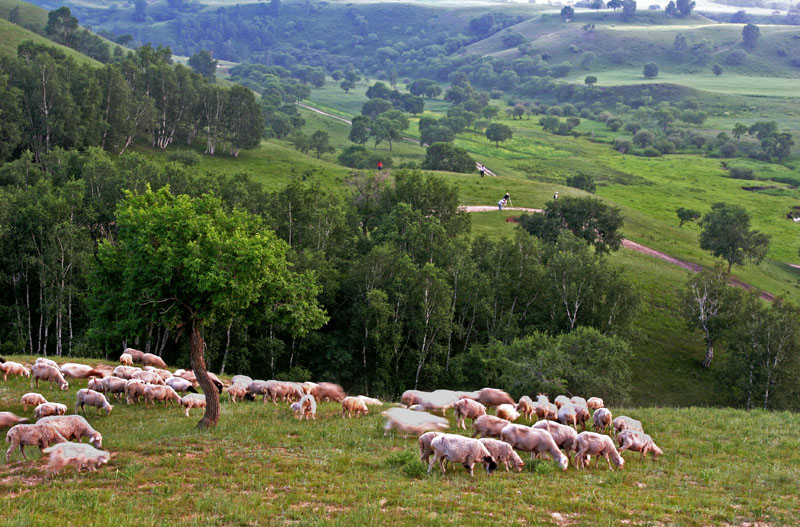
[
  {"xmin": 0, "ymin": 18, "xmax": 102, "ymax": 65},
  {"xmin": 1, "ymin": 362, "xmax": 799, "ymax": 526},
  {"xmin": 0, "ymin": 0, "xmax": 48, "ymax": 29}
]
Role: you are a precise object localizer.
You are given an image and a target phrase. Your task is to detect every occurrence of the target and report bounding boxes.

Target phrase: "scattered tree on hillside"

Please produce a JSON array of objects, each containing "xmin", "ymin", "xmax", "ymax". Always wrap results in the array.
[
  {"xmin": 643, "ymin": 62, "xmax": 659, "ymax": 78},
  {"xmin": 46, "ymin": 7, "xmax": 79, "ymax": 48},
  {"xmin": 623, "ymin": 0, "xmax": 637, "ymax": 16},
  {"xmin": 566, "ymin": 174, "xmax": 596, "ymax": 193},
  {"xmin": 732, "ymin": 123, "xmax": 748, "ymax": 142},
  {"xmin": 699, "ymin": 202, "xmax": 770, "ymax": 273},
  {"xmin": 665, "ymin": 0, "xmax": 677, "ymax": 16},
  {"xmin": 608, "ymin": 0, "xmax": 623, "ymax": 9},
  {"xmin": 584, "ymin": 75, "xmax": 597, "ymax": 87},
  {"xmin": 561, "ymin": 5, "xmax": 575, "ymax": 21},
  {"xmin": 309, "ymin": 130, "xmax": 335, "ymax": 158},
  {"xmin": 590, "ymin": 0, "xmax": 605, "ymax": 10},
  {"xmin": 421, "ymin": 143, "xmax": 475, "ymax": 173},
  {"xmin": 188, "ymin": 50, "xmax": 218, "ymax": 80},
  {"xmin": 712, "ymin": 63, "xmax": 724, "ymax": 76},
  {"xmin": 408, "ymin": 79, "xmax": 442, "ymax": 99},
  {"xmin": 676, "ymin": 0, "xmax": 695, "ymax": 16},
  {"xmin": 742, "ymin": 23, "xmax": 760, "ymax": 49},
  {"xmin": 349, "ymin": 115, "xmax": 370, "ymax": 145},
  {"xmin": 676, "ymin": 207, "xmax": 701, "ymax": 227},
  {"xmin": 340, "ymin": 79, "xmax": 355, "ymax": 93},
  {"xmin": 486, "ymin": 123, "xmax": 513, "ymax": 147}
]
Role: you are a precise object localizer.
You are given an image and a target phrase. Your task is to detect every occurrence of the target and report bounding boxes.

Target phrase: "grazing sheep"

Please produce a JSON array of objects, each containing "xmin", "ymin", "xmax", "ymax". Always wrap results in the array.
[
  {"xmin": 87, "ymin": 377, "xmax": 104, "ymax": 392},
  {"xmin": 207, "ymin": 372, "xmax": 225, "ymax": 393},
  {"xmin": 418, "ymin": 431, "xmax": 445, "ymax": 464},
  {"xmin": 175, "ymin": 369, "xmax": 199, "ymax": 386},
  {"xmin": 290, "ymin": 394, "xmax": 317, "ymax": 420},
  {"xmin": 113, "ymin": 365, "xmax": 142, "ymax": 380},
  {"xmin": 382, "ymin": 408, "xmax": 448, "ymax": 437},
  {"xmin": 34, "ymin": 403, "xmax": 67, "ymax": 419},
  {"xmin": 180, "ymin": 393, "xmax": 206, "ymax": 417},
  {"xmin": 516, "ymin": 396, "xmax": 535, "ymax": 421},
  {"xmin": 471, "ymin": 415, "xmax": 511, "ymax": 439},
  {"xmin": 34, "ymin": 358, "xmax": 61, "ymax": 371},
  {"xmin": 570, "ymin": 396, "xmax": 587, "ymax": 407},
  {"xmin": 341, "ymin": 396, "xmax": 369, "ymax": 418},
  {"xmin": 593, "ymin": 408, "xmax": 613, "ymax": 434},
  {"xmin": 43, "ymin": 442, "xmax": 111, "ymax": 474},
  {"xmin": 472, "ymin": 388, "xmax": 515, "ymax": 408},
  {"xmin": 132, "ymin": 370, "xmax": 166, "ymax": 385},
  {"xmin": 226, "ymin": 385, "xmax": 247, "ymax": 403},
  {"xmin": 301, "ymin": 381, "xmax": 318, "ymax": 395},
  {"xmin": 454, "ymin": 398, "xmax": 487, "ymax": 431},
  {"xmin": 31, "ymin": 363, "xmax": 69, "ymax": 391},
  {"xmin": 357, "ymin": 396, "xmax": 383, "ymax": 406},
  {"xmin": 1, "ymin": 360, "xmax": 30, "ymax": 381},
  {"xmin": 60, "ymin": 363, "xmax": 105, "ymax": 380},
  {"xmin": 123, "ymin": 348, "xmax": 145, "ymax": 363},
  {"xmin": 557, "ymin": 404, "xmax": 578, "ymax": 428},
  {"xmin": 315, "ymin": 382, "xmax": 346, "ymax": 402},
  {"xmin": 139, "ymin": 352, "xmax": 168, "ymax": 369},
  {"xmin": 401, "ymin": 390, "xmax": 423, "ymax": 407},
  {"xmin": 143, "ymin": 385, "xmax": 181, "ymax": 407},
  {"xmin": 119, "ymin": 353, "xmax": 133, "ymax": 366},
  {"xmin": 617, "ymin": 430, "xmax": 663, "ymax": 460},
  {"xmin": 37, "ymin": 415, "xmax": 102, "ymax": 448},
  {"xmin": 613, "ymin": 416, "xmax": 644, "ymax": 435},
  {"xmin": 499, "ymin": 424, "xmax": 569, "ymax": 470},
  {"xmin": 428, "ymin": 434, "xmax": 497, "ymax": 476},
  {"xmin": 496, "ymin": 403, "xmax": 520, "ymax": 422},
  {"xmin": 479, "ymin": 438, "xmax": 525, "ymax": 472},
  {"xmin": 587, "ymin": 397, "xmax": 604, "ymax": 410},
  {"xmin": 232, "ymin": 375, "xmax": 253, "ymax": 388},
  {"xmin": 535, "ymin": 401, "xmax": 558, "ymax": 421},
  {"xmin": 5, "ymin": 423, "xmax": 67, "ymax": 461},
  {"xmin": 76, "ymin": 389, "xmax": 113, "ymax": 416},
  {"xmin": 247, "ymin": 380, "xmax": 272, "ymax": 403},
  {"xmin": 533, "ymin": 420, "xmax": 579, "ymax": 457},
  {"xmin": 162, "ymin": 377, "xmax": 195, "ymax": 395},
  {"xmin": 574, "ymin": 404, "xmax": 591, "ymax": 431},
  {"xmin": 268, "ymin": 381, "xmax": 303, "ymax": 404},
  {"xmin": 21, "ymin": 393, "xmax": 48, "ymax": 412},
  {"xmin": 536, "ymin": 394, "xmax": 550, "ymax": 405},
  {"xmin": 574, "ymin": 431, "xmax": 625, "ymax": 470},
  {"xmin": 0, "ymin": 412, "xmax": 29, "ymax": 429},
  {"xmin": 99, "ymin": 376, "xmax": 128, "ymax": 400},
  {"xmin": 143, "ymin": 366, "xmax": 173, "ymax": 381},
  {"xmin": 554, "ymin": 395, "xmax": 571, "ymax": 409},
  {"xmin": 125, "ymin": 379, "xmax": 147, "ymax": 405}
]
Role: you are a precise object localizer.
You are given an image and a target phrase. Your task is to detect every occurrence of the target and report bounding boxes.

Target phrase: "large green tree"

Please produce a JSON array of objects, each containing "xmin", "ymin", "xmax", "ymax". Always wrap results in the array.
[
  {"xmin": 188, "ymin": 50, "xmax": 218, "ymax": 80},
  {"xmin": 699, "ymin": 202, "xmax": 770, "ymax": 272},
  {"xmin": 485, "ymin": 123, "xmax": 512, "ymax": 147}
]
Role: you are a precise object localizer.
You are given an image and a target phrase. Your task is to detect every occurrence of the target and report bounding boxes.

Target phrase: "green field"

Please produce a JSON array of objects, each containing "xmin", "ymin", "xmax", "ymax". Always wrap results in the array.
[{"xmin": 1, "ymin": 359, "xmax": 799, "ymax": 526}]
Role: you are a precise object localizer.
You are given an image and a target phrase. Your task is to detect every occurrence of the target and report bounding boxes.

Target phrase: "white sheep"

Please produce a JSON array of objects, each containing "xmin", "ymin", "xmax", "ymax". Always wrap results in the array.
[
  {"xmin": 557, "ymin": 404, "xmax": 578, "ymax": 428},
  {"xmin": 382, "ymin": 408, "xmax": 448, "ymax": 437},
  {"xmin": 471, "ymin": 415, "xmax": 510, "ymax": 439},
  {"xmin": 1, "ymin": 360, "xmax": 30, "ymax": 381},
  {"xmin": 30, "ymin": 363, "xmax": 68, "ymax": 391},
  {"xmin": 587, "ymin": 397, "xmax": 604, "ymax": 409},
  {"xmin": 0, "ymin": 412, "xmax": 29, "ymax": 429},
  {"xmin": 5, "ymin": 423, "xmax": 67, "ymax": 461},
  {"xmin": 143, "ymin": 385, "xmax": 181, "ymax": 407},
  {"xmin": 516, "ymin": 396, "xmax": 535, "ymax": 421},
  {"xmin": 21, "ymin": 393, "xmax": 48, "ymax": 412},
  {"xmin": 533, "ymin": 420, "xmax": 579, "ymax": 457},
  {"xmin": 226, "ymin": 385, "xmax": 247, "ymax": 403},
  {"xmin": 613, "ymin": 416, "xmax": 644, "ymax": 436},
  {"xmin": 119, "ymin": 353, "xmax": 133, "ymax": 366},
  {"xmin": 100, "ymin": 376, "xmax": 129, "ymax": 400},
  {"xmin": 143, "ymin": 366, "xmax": 173, "ymax": 381},
  {"xmin": 617, "ymin": 430, "xmax": 663, "ymax": 460},
  {"xmin": 43, "ymin": 442, "xmax": 111, "ymax": 474},
  {"xmin": 500, "ymin": 424, "xmax": 569, "ymax": 470},
  {"xmin": 37, "ymin": 415, "xmax": 103, "ymax": 448},
  {"xmin": 76, "ymin": 389, "xmax": 113, "ymax": 416},
  {"xmin": 357, "ymin": 396, "xmax": 383, "ymax": 406},
  {"xmin": 290, "ymin": 394, "xmax": 317, "ymax": 420},
  {"xmin": 125, "ymin": 379, "xmax": 147, "ymax": 405},
  {"xmin": 418, "ymin": 431, "xmax": 444, "ymax": 465},
  {"xmin": 479, "ymin": 438, "xmax": 525, "ymax": 472},
  {"xmin": 454, "ymin": 398, "xmax": 487, "ymax": 431},
  {"xmin": 166, "ymin": 377, "xmax": 197, "ymax": 395},
  {"xmin": 34, "ymin": 403, "xmax": 67, "ymax": 420},
  {"xmin": 132, "ymin": 370, "xmax": 166, "ymax": 385},
  {"xmin": 60, "ymin": 363, "xmax": 105, "ymax": 379},
  {"xmin": 496, "ymin": 403, "xmax": 520, "ymax": 422},
  {"xmin": 181, "ymin": 393, "xmax": 206, "ymax": 417},
  {"xmin": 593, "ymin": 408, "xmax": 613, "ymax": 434},
  {"xmin": 113, "ymin": 365, "xmax": 142, "ymax": 380},
  {"xmin": 554, "ymin": 395, "xmax": 572, "ymax": 409},
  {"xmin": 34, "ymin": 357, "xmax": 61, "ymax": 371},
  {"xmin": 574, "ymin": 431, "xmax": 625, "ymax": 470},
  {"xmin": 428, "ymin": 434, "xmax": 497, "ymax": 476}
]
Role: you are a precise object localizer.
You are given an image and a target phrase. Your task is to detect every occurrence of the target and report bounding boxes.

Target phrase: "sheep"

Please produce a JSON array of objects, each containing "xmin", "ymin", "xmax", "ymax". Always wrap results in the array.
[
  {"xmin": 341, "ymin": 396, "xmax": 369, "ymax": 418},
  {"xmin": 226, "ymin": 384, "xmax": 247, "ymax": 403},
  {"xmin": 139, "ymin": 352, "xmax": 168, "ymax": 369},
  {"xmin": 31, "ymin": 363, "xmax": 69, "ymax": 391},
  {"xmin": 122, "ymin": 347, "xmax": 145, "ymax": 363},
  {"xmin": 5, "ymin": 423, "xmax": 67, "ymax": 462},
  {"xmin": 557, "ymin": 404, "xmax": 578, "ymax": 428},
  {"xmin": 34, "ymin": 403, "xmax": 67, "ymax": 420},
  {"xmin": 617, "ymin": 430, "xmax": 663, "ymax": 460},
  {"xmin": 0, "ymin": 412, "xmax": 29, "ymax": 429},
  {"xmin": 60, "ymin": 363, "xmax": 106, "ymax": 379},
  {"xmin": 37, "ymin": 415, "xmax": 102, "ymax": 448},
  {"xmin": 207, "ymin": 372, "xmax": 225, "ymax": 394},
  {"xmin": 232, "ymin": 375, "xmax": 253, "ymax": 388},
  {"xmin": 247, "ymin": 380, "xmax": 271, "ymax": 403},
  {"xmin": 180, "ymin": 394, "xmax": 206, "ymax": 417},
  {"xmin": 165, "ymin": 376, "xmax": 197, "ymax": 395},
  {"xmin": 593, "ymin": 408, "xmax": 613, "ymax": 434},
  {"xmin": 613, "ymin": 416, "xmax": 644, "ymax": 436},
  {"xmin": 500, "ymin": 424, "xmax": 569, "ymax": 470},
  {"xmin": 453, "ymin": 398, "xmax": 487, "ymax": 431},
  {"xmin": 418, "ymin": 431, "xmax": 444, "ymax": 465},
  {"xmin": 113, "ymin": 365, "xmax": 142, "ymax": 380},
  {"xmin": 401, "ymin": 390, "xmax": 423, "ymax": 407},
  {"xmin": 269, "ymin": 381, "xmax": 303, "ymax": 404},
  {"xmin": 574, "ymin": 404, "xmax": 591, "ymax": 431},
  {"xmin": 587, "ymin": 397, "xmax": 604, "ymax": 410},
  {"xmin": 472, "ymin": 387, "xmax": 515, "ymax": 408},
  {"xmin": 1, "ymin": 360, "xmax": 30, "ymax": 381},
  {"xmin": 535, "ymin": 401, "xmax": 558, "ymax": 421},
  {"xmin": 574, "ymin": 431, "xmax": 625, "ymax": 470},
  {"xmin": 471, "ymin": 415, "xmax": 511, "ymax": 439},
  {"xmin": 314, "ymin": 382, "xmax": 346, "ymax": 402},
  {"xmin": 554, "ymin": 395, "xmax": 571, "ymax": 409},
  {"xmin": 570, "ymin": 396, "xmax": 587, "ymax": 407},
  {"xmin": 516, "ymin": 396, "xmax": 535, "ymax": 421},
  {"xmin": 76, "ymin": 389, "xmax": 113, "ymax": 416},
  {"xmin": 479, "ymin": 438, "xmax": 525, "ymax": 472},
  {"xmin": 357, "ymin": 396, "xmax": 383, "ymax": 406},
  {"xmin": 100, "ymin": 376, "xmax": 128, "ymax": 400},
  {"xmin": 428, "ymin": 434, "xmax": 497, "ymax": 476},
  {"xmin": 34, "ymin": 357, "xmax": 61, "ymax": 371},
  {"xmin": 119, "ymin": 353, "xmax": 133, "ymax": 366},
  {"xmin": 290, "ymin": 394, "xmax": 317, "ymax": 420},
  {"xmin": 536, "ymin": 394, "xmax": 550, "ymax": 405},
  {"xmin": 143, "ymin": 385, "xmax": 181, "ymax": 407},
  {"xmin": 43, "ymin": 442, "xmax": 111, "ymax": 474},
  {"xmin": 175, "ymin": 369, "xmax": 199, "ymax": 386},
  {"xmin": 496, "ymin": 403, "xmax": 520, "ymax": 422},
  {"xmin": 125, "ymin": 379, "xmax": 147, "ymax": 405},
  {"xmin": 301, "ymin": 381, "xmax": 318, "ymax": 395},
  {"xmin": 382, "ymin": 408, "xmax": 448, "ymax": 437},
  {"xmin": 132, "ymin": 370, "xmax": 166, "ymax": 385},
  {"xmin": 87, "ymin": 377, "xmax": 104, "ymax": 392},
  {"xmin": 533, "ymin": 420, "xmax": 579, "ymax": 457},
  {"xmin": 143, "ymin": 366, "xmax": 173, "ymax": 381},
  {"xmin": 21, "ymin": 393, "xmax": 48, "ymax": 412}
]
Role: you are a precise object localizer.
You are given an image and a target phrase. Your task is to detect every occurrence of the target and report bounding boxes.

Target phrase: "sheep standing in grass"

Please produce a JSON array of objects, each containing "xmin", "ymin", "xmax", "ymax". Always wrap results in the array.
[
  {"xmin": 479, "ymin": 438, "xmax": 525, "ymax": 472},
  {"xmin": 181, "ymin": 394, "xmax": 206, "ymax": 417},
  {"xmin": 21, "ymin": 393, "xmax": 48, "ymax": 412},
  {"xmin": 418, "ymin": 431, "xmax": 444, "ymax": 464},
  {"xmin": 574, "ymin": 404, "xmax": 591, "ymax": 431},
  {"xmin": 357, "ymin": 396, "xmax": 383, "ymax": 407},
  {"xmin": 516, "ymin": 396, "xmax": 535, "ymax": 421},
  {"xmin": 140, "ymin": 352, "xmax": 168, "ymax": 369},
  {"xmin": 401, "ymin": 390, "xmax": 423, "ymax": 407},
  {"xmin": 557, "ymin": 404, "xmax": 578, "ymax": 428},
  {"xmin": 125, "ymin": 379, "xmax": 147, "ymax": 405},
  {"xmin": 471, "ymin": 388, "xmax": 514, "ymax": 408},
  {"xmin": 37, "ymin": 415, "xmax": 102, "ymax": 448},
  {"xmin": 31, "ymin": 363, "xmax": 69, "ymax": 391},
  {"xmin": 613, "ymin": 416, "xmax": 644, "ymax": 436},
  {"xmin": 5, "ymin": 423, "xmax": 67, "ymax": 461},
  {"xmin": 123, "ymin": 348, "xmax": 145, "ymax": 363},
  {"xmin": 143, "ymin": 385, "xmax": 181, "ymax": 407},
  {"xmin": 43, "ymin": 442, "xmax": 111, "ymax": 474},
  {"xmin": 496, "ymin": 404, "xmax": 520, "ymax": 422},
  {"xmin": 382, "ymin": 408, "xmax": 448, "ymax": 437},
  {"xmin": 1, "ymin": 360, "xmax": 30, "ymax": 381},
  {"xmin": 315, "ymin": 382, "xmax": 346, "ymax": 402},
  {"xmin": 341, "ymin": 396, "xmax": 369, "ymax": 418},
  {"xmin": 575, "ymin": 431, "xmax": 625, "ymax": 470},
  {"xmin": 593, "ymin": 408, "xmax": 613, "ymax": 434},
  {"xmin": 87, "ymin": 377, "xmax": 104, "ymax": 392},
  {"xmin": 226, "ymin": 385, "xmax": 247, "ymax": 403},
  {"xmin": 34, "ymin": 403, "xmax": 67, "ymax": 419},
  {"xmin": 247, "ymin": 380, "xmax": 271, "ymax": 403},
  {"xmin": 113, "ymin": 365, "xmax": 142, "ymax": 380},
  {"xmin": 617, "ymin": 430, "xmax": 663, "ymax": 460},
  {"xmin": 570, "ymin": 396, "xmax": 587, "ymax": 407},
  {"xmin": 454, "ymin": 398, "xmax": 487, "ymax": 431},
  {"xmin": 99, "ymin": 376, "xmax": 128, "ymax": 400},
  {"xmin": 500, "ymin": 424, "xmax": 569, "ymax": 470},
  {"xmin": 428, "ymin": 434, "xmax": 497, "ymax": 476},
  {"xmin": 301, "ymin": 381, "xmax": 318, "ymax": 395},
  {"xmin": 533, "ymin": 420, "xmax": 578, "ymax": 458},
  {"xmin": 587, "ymin": 397, "xmax": 604, "ymax": 410},
  {"xmin": 34, "ymin": 358, "xmax": 61, "ymax": 371},
  {"xmin": 60, "ymin": 363, "xmax": 106, "ymax": 380},
  {"xmin": 132, "ymin": 370, "xmax": 166, "ymax": 385},
  {"xmin": 291, "ymin": 394, "xmax": 317, "ymax": 420},
  {"xmin": 119, "ymin": 353, "xmax": 133, "ymax": 366},
  {"xmin": 0, "ymin": 412, "xmax": 28, "ymax": 429},
  {"xmin": 76, "ymin": 389, "xmax": 113, "ymax": 416},
  {"xmin": 144, "ymin": 366, "xmax": 173, "ymax": 381},
  {"xmin": 471, "ymin": 415, "xmax": 511, "ymax": 439},
  {"xmin": 535, "ymin": 401, "xmax": 558, "ymax": 421}
]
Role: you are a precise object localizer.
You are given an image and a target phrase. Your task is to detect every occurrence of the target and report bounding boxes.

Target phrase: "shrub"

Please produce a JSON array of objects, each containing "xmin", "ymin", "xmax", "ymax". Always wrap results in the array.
[
  {"xmin": 726, "ymin": 50, "xmax": 747, "ymax": 66},
  {"xmin": 546, "ymin": 106, "xmax": 564, "ymax": 116},
  {"xmin": 642, "ymin": 146, "xmax": 662, "ymax": 157},
  {"xmin": 606, "ymin": 118, "xmax": 623, "ymax": 132},
  {"xmin": 728, "ymin": 166, "xmax": 755, "ymax": 180},
  {"xmin": 167, "ymin": 150, "xmax": 201, "ymax": 166},
  {"xmin": 338, "ymin": 145, "xmax": 393, "ymax": 169},
  {"xmin": 490, "ymin": 89, "xmax": 504, "ymax": 99},
  {"xmin": 422, "ymin": 142, "xmax": 475, "ymax": 172},
  {"xmin": 633, "ymin": 129, "xmax": 656, "ymax": 147},
  {"xmin": 719, "ymin": 142, "xmax": 737, "ymax": 158},
  {"xmin": 561, "ymin": 103, "xmax": 578, "ymax": 116},
  {"xmin": 624, "ymin": 122, "xmax": 641, "ymax": 134},
  {"xmin": 614, "ymin": 138, "xmax": 633, "ymax": 154},
  {"xmin": 566, "ymin": 174, "xmax": 597, "ymax": 193},
  {"xmin": 654, "ymin": 139, "xmax": 676, "ymax": 154}
]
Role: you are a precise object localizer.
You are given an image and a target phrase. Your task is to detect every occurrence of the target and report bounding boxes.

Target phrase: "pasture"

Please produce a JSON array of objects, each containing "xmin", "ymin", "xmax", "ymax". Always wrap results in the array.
[{"xmin": 1, "ymin": 357, "xmax": 799, "ymax": 526}]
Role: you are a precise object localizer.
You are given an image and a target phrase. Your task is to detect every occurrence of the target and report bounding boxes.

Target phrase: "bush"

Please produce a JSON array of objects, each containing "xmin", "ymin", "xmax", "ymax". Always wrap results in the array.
[
  {"xmin": 726, "ymin": 50, "xmax": 747, "ymax": 66},
  {"xmin": 166, "ymin": 150, "xmax": 201, "ymax": 166},
  {"xmin": 633, "ymin": 129, "xmax": 656, "ymax": 148},
  {"xmin": 719, "ymin": 142, "xmax": 737, "ymax": 158},
  {"xmin": 338, "ymin": 145, "xmax": 393, "ymax": 169},
  {"xmin": 614, "ymin": 139, "xmax": 633, "ymax": 154},
  {"xmin": 642, "ymin": 146, "xmax": 662, "ymax": 157},
  {"xmin": 729, "ymin": 166, "xmax": 755, "ymax": 180},
  {"xmin": 422, "ymin": 142, "xmax": 475, "ymax": 173},
  {"xmin": 546, "ymin": 106, "xmax": 564, "ymax": 116},
  {"xmin": 566, "ymin": 174, "xmax": 597, "ymax": 193},
  {"xmin": 490, "ymin": 89, "xmax": 504, "ymax": 99},
  {"xmin": 654, "ymin": 139, "xmax": 676, "ymax": 154},
  {"xmin": 624, "ymin": 122, "xmax": 641, "ymax": 134},
  {"xmin": 606, "ymin": 118, "xmax": 623, "ymax": 132}
]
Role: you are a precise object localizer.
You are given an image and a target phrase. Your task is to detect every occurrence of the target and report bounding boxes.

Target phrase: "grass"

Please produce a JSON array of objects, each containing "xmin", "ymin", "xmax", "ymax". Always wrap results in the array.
[
  {"xmin": 0, "ymin": 18, "xmax": 102, "ymax": 66},
  {"xmin": 1, "ymin": 362, "xmax": 799, "ymax": 526}
]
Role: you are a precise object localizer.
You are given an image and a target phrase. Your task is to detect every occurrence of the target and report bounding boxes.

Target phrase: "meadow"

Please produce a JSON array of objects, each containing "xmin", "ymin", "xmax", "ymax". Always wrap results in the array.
[{"xmin": 2, "ymin": 357, "xmax": 799, "ymax": 527}]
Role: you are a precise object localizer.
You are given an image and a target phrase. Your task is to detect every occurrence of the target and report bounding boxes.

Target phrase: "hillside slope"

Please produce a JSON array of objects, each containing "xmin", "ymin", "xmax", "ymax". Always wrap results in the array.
[{"xmin": 0, "ymin": 17, "xmax": 101, "ymax": 64}]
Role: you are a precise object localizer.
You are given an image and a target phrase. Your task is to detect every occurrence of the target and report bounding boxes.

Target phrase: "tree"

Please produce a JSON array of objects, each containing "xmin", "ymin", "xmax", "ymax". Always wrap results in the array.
[
  {"xmin": 676, "ymin": 0, "xmax": 695, "ymax": 16},
  {"xmin": 732, "ymin": 123, "xmax": 748, "ymax": 143},
  {"xmin": 340, "ymin": 80, "xmax": 355, "ymax": 93},
  {"xmin": 676, "ymin": 207, "xmax": 701, "ymax": 227},
  {"xmin": 188, "ymin": 50, "xmax": 218, "ymax": 80},
  {"xmin": 349, "ymin": 115, "xmax": 370, "ymax": 145},
  {"xmin": 608, "ymin": 0, "xmax": 623, "ymax": 9},
  {"xmin": 421, "ymin": 142, "xmax": 475, "ymax": 173},
  {"xmin": 699, "ymin": 202, "xmax": 771, "ymax": 273},
  {"xmin": 761, "ymin": 132, "xmax": 794, "ymax": 162},
  {"xmin": 420, "ymin": 125, "xmax": 455, "ymax": 146},
  {"xmin": 623, "ymin": 0, "xmax": 637, "ymax": 16},
  {"xmin": 643, "ymin": 62, "xmax": 659, "ymax": 78},
  {"xmin": 584, "ymin": 75, "xmax": 597, "ymax": 87},
  {"xmin": 561, "ymin": 5, "xmax": 575, "ymax": 21},
  {"xmin": 361, "ymin": 98, "xmax": 392, "ymax": 119},
  {"xmin": 225, "ymin": 85, "xmax": 264, "ymax": 157},
  {"xmin": 408, "ymin": 79, "xmax": 442, "ymax": 99},
  {"xmin": 665, "ymin": 0, "xmax": 677, "ymax": 16},
  {"xmin": 91, "ymin": 187, "xmax": 326, "ymax": 428},
  {"xmin": 742, "ymin": 23, "xmax": 760, "ymax": 49},
  {"xmin": 309, "ymin": 130, "xmax": 334, "ymax": 158},
  {"xmin": 486, "ymin": 123, "xmax": 512, "ymax": 147},
  {"xmin": 45, "ymin": 7, "xmax": 79, "ymax": 48},
  {"xmin": 712, "ymin": 63, "xmax": 723, "ymax": 76},
  {"xmin": 365, "ymin": 82, "xmax": 392, "ymax": 100},
  {"xmin": 289, "ymin": 131, "xmax": 309, "ymax": 153}
]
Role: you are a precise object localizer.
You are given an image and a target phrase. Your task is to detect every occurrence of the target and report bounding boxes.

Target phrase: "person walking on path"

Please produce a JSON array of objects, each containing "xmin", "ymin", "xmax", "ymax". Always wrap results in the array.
[
  {"xmin": 503, "ymin": 192, "xmax": 511, "ymax": 206},
  {"xmin": 553, "ymin": 191, "xmax": 559, "ymax": 200},
  {"xmin": 498, "ymin": 198, "xmax": 506, "ymax": 211},
  {"xmin": 479, "ymin": 165, "xmax": 485, "ymax": 177},
  {"xmin": 377, "ymin": 161, "xmax": 383, "ymax": 171}
]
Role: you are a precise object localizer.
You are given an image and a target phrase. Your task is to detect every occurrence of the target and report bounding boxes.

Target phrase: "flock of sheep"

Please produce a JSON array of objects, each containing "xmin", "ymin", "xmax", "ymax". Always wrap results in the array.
[{"xmin": 1, "ymin": 352, "xmax": 663, "ymax": 478}]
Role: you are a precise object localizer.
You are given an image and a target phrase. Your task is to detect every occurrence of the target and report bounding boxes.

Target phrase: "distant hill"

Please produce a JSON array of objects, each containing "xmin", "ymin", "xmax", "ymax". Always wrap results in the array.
[{"xmin": 0, "ymin": 17, "xmax": 101, "ymax": 64}]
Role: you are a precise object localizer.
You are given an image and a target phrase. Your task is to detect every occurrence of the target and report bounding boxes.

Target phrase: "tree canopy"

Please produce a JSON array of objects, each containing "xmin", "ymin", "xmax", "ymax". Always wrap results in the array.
[{"xmin": 699, "ymin": 202, "xmax": 770, "ymax": 272}]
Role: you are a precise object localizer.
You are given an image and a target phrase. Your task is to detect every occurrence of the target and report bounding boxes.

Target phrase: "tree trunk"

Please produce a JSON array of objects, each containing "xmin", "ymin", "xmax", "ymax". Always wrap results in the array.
[
  {"xmin": 702, "ymin": 340, "xmax": 713, "ymax": 368},
  {"xmin": 190, "ymin": 322, "xmax": 220, "ymax": 429}
]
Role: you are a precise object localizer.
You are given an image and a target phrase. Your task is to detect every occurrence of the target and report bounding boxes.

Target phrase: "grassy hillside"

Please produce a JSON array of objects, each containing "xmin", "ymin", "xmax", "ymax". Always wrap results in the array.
[
  {"xmin": 0, "ymin": 18, "xmax": 101, "ymax": 65},
  {"xmin": 1, "ymin": 363, "xmax": 799, "ymax": 526},
  {"xmin": 0, "ymin": 0, "xmax": 48, "ymax": 29}
]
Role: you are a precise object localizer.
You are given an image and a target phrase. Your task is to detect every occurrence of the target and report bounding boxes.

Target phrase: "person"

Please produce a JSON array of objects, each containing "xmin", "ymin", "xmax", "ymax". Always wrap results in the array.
[
  {"xmin": 377, "ymin": 161, "xmax": 383, "ymax": 170},
  {"xmin": 498, "ymin": 198, "xmax": 505, "ymax": 211},
  {"xmin": 479, "ymin": 165, "xmax": 485, "ymax": 177},
  {"xmin": 503, "ymin": 192, "xmax": 511, "ymax": 206},
  {"xmin": 554, "ymin": 191, "xmax": 559, "ymax": 200}
]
